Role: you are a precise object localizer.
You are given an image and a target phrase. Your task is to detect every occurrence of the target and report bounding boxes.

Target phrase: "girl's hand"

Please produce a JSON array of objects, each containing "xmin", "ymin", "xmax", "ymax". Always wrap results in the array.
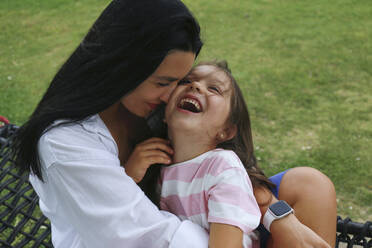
[
  {"xmin": 125, "ymin": 137, "xmax": 173, "ymax": 183},
  {"xmin": 269, "ymin": 214, "xmax": 331, "ymax": 248}
]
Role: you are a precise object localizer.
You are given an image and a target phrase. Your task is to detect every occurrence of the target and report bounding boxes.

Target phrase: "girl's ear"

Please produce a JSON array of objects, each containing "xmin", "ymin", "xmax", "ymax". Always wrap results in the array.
[{"xmin": 217, "ymin": 124, "xmax": 237, "ymax": 142}]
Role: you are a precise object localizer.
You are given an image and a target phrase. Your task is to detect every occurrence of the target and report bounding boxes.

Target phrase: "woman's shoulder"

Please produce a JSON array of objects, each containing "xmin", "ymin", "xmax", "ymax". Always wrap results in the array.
[
  {"xmin": 40, "ymin": 115, "xmax": 104, "ymax": 145},
  {"xmin": 38, "ymin": 115, "xmax": 118, "ymax": 167}
]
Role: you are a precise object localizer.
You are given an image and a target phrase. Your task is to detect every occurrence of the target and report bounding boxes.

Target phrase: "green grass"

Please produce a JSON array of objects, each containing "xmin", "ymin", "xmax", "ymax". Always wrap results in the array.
[{"xmin": 1, "ymin": 0, "xmax": 371, "ymax": 224}]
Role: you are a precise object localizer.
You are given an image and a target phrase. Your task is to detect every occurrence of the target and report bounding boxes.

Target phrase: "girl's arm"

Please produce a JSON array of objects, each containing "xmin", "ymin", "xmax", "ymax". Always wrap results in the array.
[
  {"xmin": 209, "ymin": 223, "xmax": 243, "ymax": 248},
  {"xmin": 205, "ymin": 151, "xmax": 261, "ymax": 248},
  {"xmin": 125, "ymin": 137, "xmax": 173, "ymax": 183}
]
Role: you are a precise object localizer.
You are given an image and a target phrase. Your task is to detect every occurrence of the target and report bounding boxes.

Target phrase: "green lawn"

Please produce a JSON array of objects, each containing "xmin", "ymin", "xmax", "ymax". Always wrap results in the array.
[{"xmin": 1, "ymin": 0, "xmax": 371, "ymax": 222}]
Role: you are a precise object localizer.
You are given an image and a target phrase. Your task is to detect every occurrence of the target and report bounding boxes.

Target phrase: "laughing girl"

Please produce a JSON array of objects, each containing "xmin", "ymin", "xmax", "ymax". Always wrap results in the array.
[{"xmin": 128, "ymin": 61, "xmax": 276, "ymax": 247}]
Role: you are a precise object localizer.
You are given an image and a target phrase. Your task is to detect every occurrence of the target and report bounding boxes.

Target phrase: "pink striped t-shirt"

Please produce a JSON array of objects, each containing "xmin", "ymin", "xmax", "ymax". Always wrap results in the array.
[{"xmin": 160, "ymin": 149, "xmax": 261, "ymax": 248}]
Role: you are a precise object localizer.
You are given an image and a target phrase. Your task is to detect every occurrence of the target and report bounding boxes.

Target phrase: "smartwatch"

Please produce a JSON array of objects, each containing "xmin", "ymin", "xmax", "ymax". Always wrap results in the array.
[{"xmin": 263, "ymin": 200, "xmax": 294, "ymax": 232}]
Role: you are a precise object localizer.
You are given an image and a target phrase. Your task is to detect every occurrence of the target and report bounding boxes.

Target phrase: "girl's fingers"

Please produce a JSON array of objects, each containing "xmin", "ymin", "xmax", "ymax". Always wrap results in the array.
[
  {"xmin": 138, "ymin": 141, "xmax": 173, "ymax": 154},
  {"xmin": 141, "ymin": 137, "xmax": 170, "ymax": 145},
  {"xmin": 146, "ymin": 155, "xmax": 172, "ymax": 165},
  {"xmin": 140, "ymin": 150, "xmax": 172, "ymax": 161}
]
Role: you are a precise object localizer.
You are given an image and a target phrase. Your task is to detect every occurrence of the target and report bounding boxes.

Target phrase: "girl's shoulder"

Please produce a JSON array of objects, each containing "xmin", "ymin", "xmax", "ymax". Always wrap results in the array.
[
  {"xmin": 203, "ymin": 149, "xmax": 245, "ymax": 173},
  {"xmin": 207, "ymin": 149, "xmax": 242, "ymax": 165}
]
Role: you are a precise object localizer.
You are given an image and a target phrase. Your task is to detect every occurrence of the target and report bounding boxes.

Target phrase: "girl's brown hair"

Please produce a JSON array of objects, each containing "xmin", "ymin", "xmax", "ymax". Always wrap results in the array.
[{"xmin": 198, "ymin": 61, "xmax": 275, "ymax": 191}]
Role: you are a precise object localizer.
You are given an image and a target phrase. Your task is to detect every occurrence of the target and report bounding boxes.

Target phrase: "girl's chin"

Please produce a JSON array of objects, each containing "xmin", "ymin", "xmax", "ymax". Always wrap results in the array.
[{"xmin": 168, "ymin": 122, "xmax": 200, "ymax": 133}]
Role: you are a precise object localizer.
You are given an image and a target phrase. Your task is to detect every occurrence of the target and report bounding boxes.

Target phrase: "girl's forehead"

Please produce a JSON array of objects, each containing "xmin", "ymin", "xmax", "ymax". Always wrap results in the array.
[
  {"xmin": 190, "ymin": 65, "xmax": 218, "ymax": 76},
  {"xmin": 189, "ymin": 65, "xmax": 230, "ymax": 86}
]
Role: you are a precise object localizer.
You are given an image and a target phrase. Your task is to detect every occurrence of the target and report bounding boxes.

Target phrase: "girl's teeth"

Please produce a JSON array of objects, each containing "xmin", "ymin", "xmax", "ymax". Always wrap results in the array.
[{"xmin": 180, "ymin": 98, "xmax": 201, "ymax": 111}]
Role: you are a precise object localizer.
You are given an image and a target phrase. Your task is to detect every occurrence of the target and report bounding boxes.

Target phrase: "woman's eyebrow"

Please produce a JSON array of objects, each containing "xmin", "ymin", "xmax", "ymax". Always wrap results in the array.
[{"xmin": 154, "ymin": 76, "xmax": 179, "ymax": 82}]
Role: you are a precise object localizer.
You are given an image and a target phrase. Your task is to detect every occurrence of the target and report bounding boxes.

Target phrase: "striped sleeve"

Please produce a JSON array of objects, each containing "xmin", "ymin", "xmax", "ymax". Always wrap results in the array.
[{"xmin": 206, "ymin": 151, "xmax": 261, "ymax": 234}]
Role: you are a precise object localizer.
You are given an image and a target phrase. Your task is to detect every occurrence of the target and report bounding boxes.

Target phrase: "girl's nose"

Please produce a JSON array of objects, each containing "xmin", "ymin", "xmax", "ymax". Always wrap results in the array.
[{"xmin": 189, "ymin": 81, "xmax": 201, "ymax": 92}]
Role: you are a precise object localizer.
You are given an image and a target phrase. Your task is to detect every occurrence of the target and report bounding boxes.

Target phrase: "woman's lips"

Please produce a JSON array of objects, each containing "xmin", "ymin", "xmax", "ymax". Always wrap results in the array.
[{"xmin": 148, "ymin": 103, "xmax": 159, "ymax": 110}]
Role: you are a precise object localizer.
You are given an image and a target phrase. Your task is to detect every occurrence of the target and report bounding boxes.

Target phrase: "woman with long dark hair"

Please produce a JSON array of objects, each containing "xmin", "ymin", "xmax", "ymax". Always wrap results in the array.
[{"xmin": 11, "ymin": 0, "xmax": 336, "ymax": 247}]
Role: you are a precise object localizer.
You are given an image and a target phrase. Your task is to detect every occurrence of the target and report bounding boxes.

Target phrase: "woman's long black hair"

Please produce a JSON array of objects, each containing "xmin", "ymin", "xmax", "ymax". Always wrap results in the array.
[{"xmin": 11, "ymin": 0, "xmax": 203, "ymax": 180}]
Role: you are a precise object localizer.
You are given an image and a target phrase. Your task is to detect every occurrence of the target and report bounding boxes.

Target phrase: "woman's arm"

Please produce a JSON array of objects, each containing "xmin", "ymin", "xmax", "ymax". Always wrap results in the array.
[
  {"xmin": 254, "ymin": 167, "xmax": 336, "ymax": 248},
  {"xmin": 209, "ymin": 223, "xmax": 243, "ymax": 248},
  {"xmin": 254, "ymin": 187, "xmax": 329, "ymax": 248},
  {"xmin": 36, "ymin": 159, "xmax": 209, "ymax": 248},
  {"xmin": 32, "ymin": 126, "xmax": 209, "ymax": 248}
]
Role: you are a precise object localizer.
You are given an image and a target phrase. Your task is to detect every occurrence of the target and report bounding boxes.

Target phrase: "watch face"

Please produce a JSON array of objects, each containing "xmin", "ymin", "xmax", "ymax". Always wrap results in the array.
[{"xmin": 269, "ymin": 200, "xmax": 292, "ymax": 216}]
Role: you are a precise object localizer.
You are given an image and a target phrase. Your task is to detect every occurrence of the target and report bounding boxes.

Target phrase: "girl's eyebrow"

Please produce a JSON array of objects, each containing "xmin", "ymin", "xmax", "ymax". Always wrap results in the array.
[
  {"xmin": 212, "ymin": 80, "xmax": 225, "ymax": 85},
  {"xmin": 186, "ymin": 74, "xmax": 226, "ymax": 86},
  {"xmin": 187, "ymin": 70, "xmax": 227, "ymax": 85},
  {"xmin": 206, "ymin": 78, "xmax": 227, "ymax": 89}
]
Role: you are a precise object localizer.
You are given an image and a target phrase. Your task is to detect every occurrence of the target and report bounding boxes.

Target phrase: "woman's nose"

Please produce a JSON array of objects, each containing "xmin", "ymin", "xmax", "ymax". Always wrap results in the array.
[{"xmin": 160, "ymin": 83, "xmax": 177, "ymax": 103}]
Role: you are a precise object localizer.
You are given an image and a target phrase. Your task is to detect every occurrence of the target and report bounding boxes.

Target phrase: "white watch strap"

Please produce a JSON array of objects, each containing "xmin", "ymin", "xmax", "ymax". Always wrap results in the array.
[
  {"xmin": 263, "ymin": 208, "xmax": 275, "ymax": 231},
  {"xmin": 262, "ymin": 202, "xmax": 294, "ymax": 232}
]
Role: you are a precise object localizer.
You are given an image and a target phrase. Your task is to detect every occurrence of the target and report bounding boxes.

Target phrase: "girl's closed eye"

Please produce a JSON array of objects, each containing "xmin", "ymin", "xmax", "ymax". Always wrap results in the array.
[
  {"xmin": 208, "ymin": 85, "xmax": 221, "ymax": 94},
  {"xmin": 178, "ymin": 79, "xmax": 191, "ymax": 85}
]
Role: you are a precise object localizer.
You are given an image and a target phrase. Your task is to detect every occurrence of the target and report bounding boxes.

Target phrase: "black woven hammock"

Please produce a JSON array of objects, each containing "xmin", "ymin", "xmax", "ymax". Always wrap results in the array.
[
  {"xmin": 0, "ymin": 123, "xmax": 371, "ymax": 247},
  {"xmin": 336, "ymin": 216, "xmax": 372, "ymax": 248},
  {"xmin": 0, "ymin": 124, "xmax": 52, "ymax": 247}
]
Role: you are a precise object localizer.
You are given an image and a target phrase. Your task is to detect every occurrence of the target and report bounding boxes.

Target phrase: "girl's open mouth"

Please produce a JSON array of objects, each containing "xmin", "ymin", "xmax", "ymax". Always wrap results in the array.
[{"xmin": 177, "ymin": 96, "xmax": 202, "ymax": 113}]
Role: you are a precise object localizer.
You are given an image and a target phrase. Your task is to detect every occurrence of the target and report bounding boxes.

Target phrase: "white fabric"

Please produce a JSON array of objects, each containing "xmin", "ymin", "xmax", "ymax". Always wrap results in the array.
[{"xmin": 29, "ymin": 114, "xmax": 208, "ymax": 248}]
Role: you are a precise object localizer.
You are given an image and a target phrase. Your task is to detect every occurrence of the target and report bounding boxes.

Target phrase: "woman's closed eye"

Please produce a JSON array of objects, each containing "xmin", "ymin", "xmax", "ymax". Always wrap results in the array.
[{"xmin": 157, "ymin": 82, "xmax": 170, "ymax": 87}]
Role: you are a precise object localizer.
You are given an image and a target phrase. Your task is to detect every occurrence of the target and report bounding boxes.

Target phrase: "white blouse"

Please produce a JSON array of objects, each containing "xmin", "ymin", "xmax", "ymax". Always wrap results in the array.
[{"xmin": 29, "ymin": 114, "xmax": 208, "ymax": 248}]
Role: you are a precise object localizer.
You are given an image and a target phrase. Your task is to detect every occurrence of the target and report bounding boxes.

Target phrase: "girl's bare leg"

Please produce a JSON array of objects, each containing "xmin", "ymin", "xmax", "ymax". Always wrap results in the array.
[{"xmin": 274, "ymin": 167, "xmax": 337, "ymax": 247}]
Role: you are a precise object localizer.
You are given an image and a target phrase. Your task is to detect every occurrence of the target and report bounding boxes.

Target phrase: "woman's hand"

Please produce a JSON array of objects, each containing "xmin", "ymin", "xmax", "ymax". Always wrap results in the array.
[
  {"xmin": 125, "ymin": 137, "xmax": 173, "ymax": 183},
  {"xmin": 254, "ymin": 186, "xmax": 331, "ymax": 248},
  {"xmin": 268, "ymin": 214, "xmax": 331, "ymax": 248}
]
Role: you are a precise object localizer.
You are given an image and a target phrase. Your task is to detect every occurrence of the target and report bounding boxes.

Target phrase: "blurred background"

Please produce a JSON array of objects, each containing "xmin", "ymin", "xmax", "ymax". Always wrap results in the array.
[{"xmin": 0, "ymin": 0, "xmax": 371, "ymax": 221}]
